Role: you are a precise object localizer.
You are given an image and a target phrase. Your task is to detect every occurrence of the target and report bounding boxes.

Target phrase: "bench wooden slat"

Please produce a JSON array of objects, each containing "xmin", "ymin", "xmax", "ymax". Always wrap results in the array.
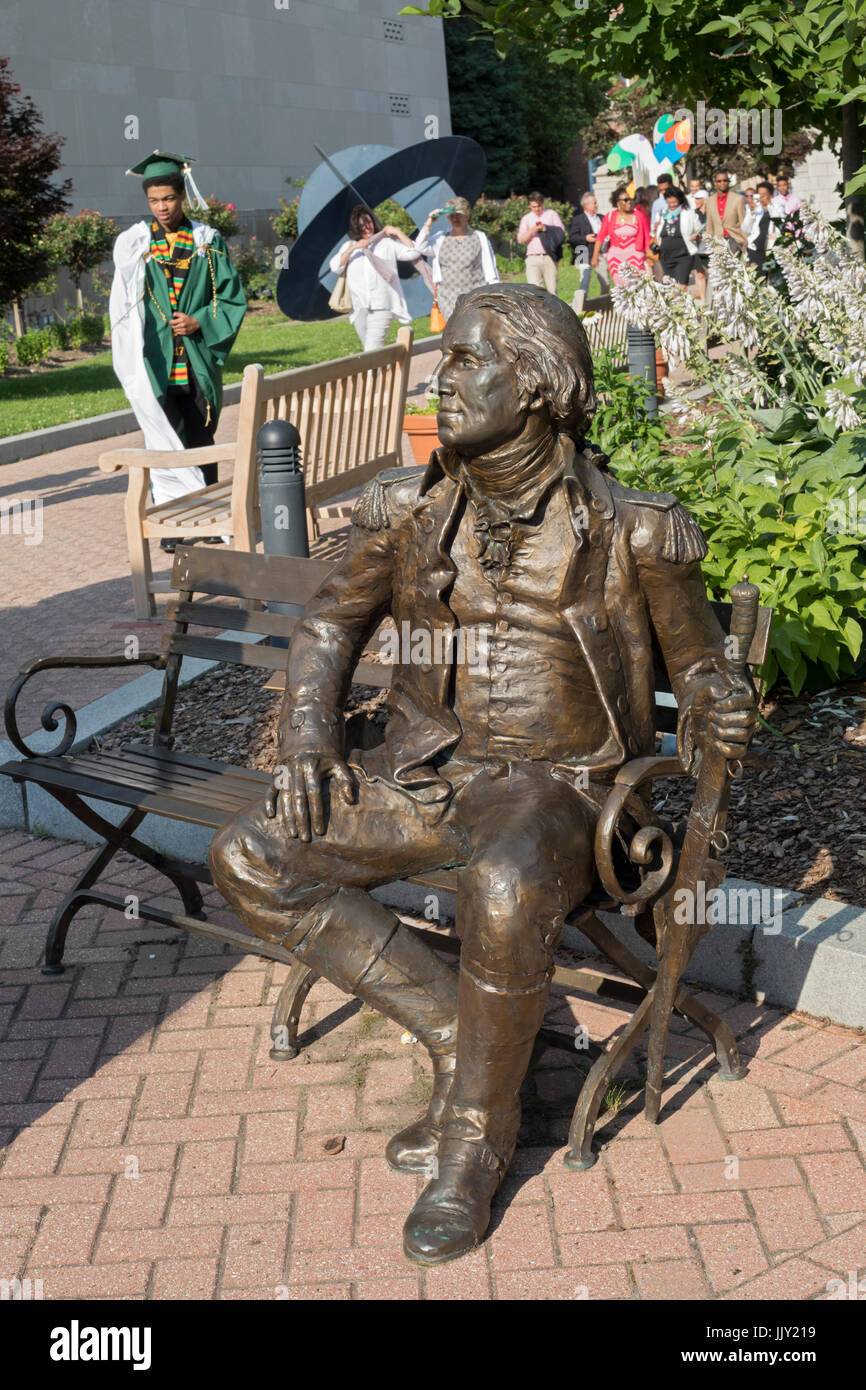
[
  {"xmin": 5, "ymin": 758, "xmax": 266, "ymax": 827},
  {"xmin": 170, "ymin": 633, "xmax": 288, "ymax": 670},
  {"xmin": 72, "ymin": 755, "xmax": 262, "ymax": 815},
  {"xmin": 172, "ymin": 548, "xmax": 334, "ymax": 603},
  {"xmin": 169, "ymin": 602, "xmax": 294, "ymax": 639}
]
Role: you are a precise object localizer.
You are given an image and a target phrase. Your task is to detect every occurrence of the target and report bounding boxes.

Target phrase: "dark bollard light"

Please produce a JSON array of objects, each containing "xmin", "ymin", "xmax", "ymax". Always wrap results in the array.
[
  {"xmin": 257, "ymin": 418, "xmax": 308, "ymax": 646},
  {"xmin": 626, "ymin": 324, "xmax": 659, "ymax": 418}
]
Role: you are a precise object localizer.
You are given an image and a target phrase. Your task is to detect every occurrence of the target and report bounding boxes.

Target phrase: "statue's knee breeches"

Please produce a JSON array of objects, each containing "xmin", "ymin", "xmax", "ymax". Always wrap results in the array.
[
  {"xmin": 209, "ymin": 805, "xmax": 335, "ymax": 943},
  {"xmin": 458, "ymin": 851, "xmax": 586, "ymax": 983},
  {"xmin": 461, "ymin": 828, "xmax": 594, "ymax": 984}
]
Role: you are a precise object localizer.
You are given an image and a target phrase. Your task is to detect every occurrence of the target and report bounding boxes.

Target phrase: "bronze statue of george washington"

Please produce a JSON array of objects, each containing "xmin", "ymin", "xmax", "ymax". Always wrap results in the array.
[{"xmin": 210, "ymin": 284, "xmax": 756, "ymax": 1265}]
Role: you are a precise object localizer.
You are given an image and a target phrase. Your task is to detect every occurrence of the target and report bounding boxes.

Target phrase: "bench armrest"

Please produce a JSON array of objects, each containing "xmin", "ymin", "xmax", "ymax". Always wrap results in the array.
[
  {"xmin": 4, "ymin": 652, "xmax": 166, "ymax": 758},
  {"xmin": 98, "ymin": 444, "xmax": 237, "ymax": 473},
  {"xmin": 594, "ymin": 754, "xmax": 688, "ymax": 908}
]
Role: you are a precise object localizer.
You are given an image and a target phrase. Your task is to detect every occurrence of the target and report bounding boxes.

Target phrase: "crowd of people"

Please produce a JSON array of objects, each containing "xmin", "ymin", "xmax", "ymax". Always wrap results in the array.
[
  {"xmin": 330, "ymin": 168, "xmax": 802, "ymax": 348},
  {"xmin": 568, "ymin": 168, "xmax": 801, "ymax": 304}
]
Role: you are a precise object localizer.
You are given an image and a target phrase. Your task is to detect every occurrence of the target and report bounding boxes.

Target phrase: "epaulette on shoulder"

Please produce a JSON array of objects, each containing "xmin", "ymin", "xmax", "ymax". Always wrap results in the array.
[
  {"xmin": 351, "ymin": 466, "xmax": 421, "ymax": 531},
  {"xmin": 611, "ymin": 482, "xmax": 708, "ymax": 564}
]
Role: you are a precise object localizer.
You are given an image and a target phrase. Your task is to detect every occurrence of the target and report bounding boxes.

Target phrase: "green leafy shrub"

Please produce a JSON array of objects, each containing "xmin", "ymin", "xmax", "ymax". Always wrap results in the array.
[
  {"xmin": 186, "ymin": 197, "xmax": 239, "ymax": 240},
  {"xmin": 0, "ymin": 340, "xmax": 9, "ymax": 374},
  {"xmin": 43, "ymin": 320, "xmax": 68, "ymax": 351},
  {"xmin": 15, "ymin": 329, "xmax": 50, "ymax": 366},
  {"xmin": 41, "ymin": 209, "xmax": 118, "ymax": 310},
  {"xmin": 66, "ymin": 313, "xmax": 104, "ymax": 349},
  {"xmin": 235, "ymin": 237, "xmax": 277, "ymax": 301},
  {"xmin": 272, "ymin": 197, "xmax": 299, "ymax": 243},
  {"xmin": 373, "ymin": 198, "xmax": 417, "ymax": 235},
  {"xmin": 590, "ymin": 356, "xmax": 866, "ymax": 694}
]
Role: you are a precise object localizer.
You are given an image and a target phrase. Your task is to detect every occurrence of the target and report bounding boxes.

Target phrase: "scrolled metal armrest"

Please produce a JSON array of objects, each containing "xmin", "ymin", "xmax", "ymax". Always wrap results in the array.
[
  {"xmin": 4, "ymin": 652, "xmax": 166, "ymax": 758},
  {"xmin": 594, "ymin": 754, "xmax": 688, "ymax": 906}
]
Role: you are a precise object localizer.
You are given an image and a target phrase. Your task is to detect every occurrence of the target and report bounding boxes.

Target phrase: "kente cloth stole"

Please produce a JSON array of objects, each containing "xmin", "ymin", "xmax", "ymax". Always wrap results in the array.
[{"xmin": 150, "ymin": 219, "xmax": 195, "ymax": 385}]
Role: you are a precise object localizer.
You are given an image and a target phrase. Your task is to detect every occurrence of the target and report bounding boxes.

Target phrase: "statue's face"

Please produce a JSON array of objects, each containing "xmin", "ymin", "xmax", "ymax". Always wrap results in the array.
[{"xmin": 437, "ymin": 307, "xmax": 533, "ymax": 456}]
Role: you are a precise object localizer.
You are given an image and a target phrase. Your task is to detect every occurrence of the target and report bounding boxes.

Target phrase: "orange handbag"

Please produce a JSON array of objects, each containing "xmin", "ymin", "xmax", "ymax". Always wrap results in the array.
[{"xmin": 430, "ymin": 289, "xmax": 446, "ymax": 334}]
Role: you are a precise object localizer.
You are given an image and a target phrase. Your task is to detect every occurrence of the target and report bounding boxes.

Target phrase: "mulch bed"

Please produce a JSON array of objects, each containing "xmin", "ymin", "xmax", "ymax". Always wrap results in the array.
[{"xmin": 93, "ymin": 667, "xmax": 863, "ymax": 906}]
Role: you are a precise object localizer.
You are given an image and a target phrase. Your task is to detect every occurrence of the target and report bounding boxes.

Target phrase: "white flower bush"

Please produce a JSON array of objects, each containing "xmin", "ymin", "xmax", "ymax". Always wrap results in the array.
[{"xmin": 610, "ymin": 209, "xmax": 866, "ymax": 439}]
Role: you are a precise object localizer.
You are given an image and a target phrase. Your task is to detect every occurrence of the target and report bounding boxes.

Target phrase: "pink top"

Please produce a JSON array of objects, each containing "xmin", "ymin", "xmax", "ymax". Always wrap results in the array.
[
  {"xmin": 517, "ymin": 208, "xmax": 565, "ymax": 256},
  {"xmin": 597, "ymin": 210, "xmax": 650, "ymax": 283}
]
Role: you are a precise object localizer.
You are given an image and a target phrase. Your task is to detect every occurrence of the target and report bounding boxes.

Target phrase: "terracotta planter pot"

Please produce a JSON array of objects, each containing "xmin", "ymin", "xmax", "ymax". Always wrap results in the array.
[
  {"xmin": 403, "ymin": 414, "xmax": 441, "ymax": 467},
  {"xmin": 655, "ymin": 348, "xmax": 669, "ymax": 381}
]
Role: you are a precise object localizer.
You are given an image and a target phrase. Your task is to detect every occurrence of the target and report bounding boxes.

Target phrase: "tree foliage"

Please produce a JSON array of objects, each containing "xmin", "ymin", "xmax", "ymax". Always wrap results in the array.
[
  {"xmin": 444, "ymin": 18, "xmax": 605, "ymax": 197},
  {"xmin": 582, "ymin": 83, "xmax": 816, "ymax": 188},
  {"xmin": 403, "ymin": 0, "xmax": 866, "ymax": 245},
  {"xmin": 0, "ymin": 56, "xmax": 71, "ymax": 315},
  {"xmin": 444, "ymin": 17, "xmax": 529, "ymax": 196},
  {"xmin": 41, "ymin": 210, "xmax": 118, "ymax": 307}
]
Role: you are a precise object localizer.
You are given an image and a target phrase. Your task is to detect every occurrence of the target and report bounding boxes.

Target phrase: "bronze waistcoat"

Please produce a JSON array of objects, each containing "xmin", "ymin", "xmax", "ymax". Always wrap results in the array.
[{"xmin": 447, "ymin": 486, "xmax": 610, "ymax": 763}]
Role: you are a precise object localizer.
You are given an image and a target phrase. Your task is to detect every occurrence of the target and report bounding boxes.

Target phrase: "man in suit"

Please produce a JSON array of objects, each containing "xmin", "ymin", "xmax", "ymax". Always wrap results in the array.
[
  {"xmin": 704, "ymin": 168, "xmax": 748, "ymax": 253},
  {"xmin": 569, "ymin": 191, "xmax": 609, "ymax": 310},
  {"xmin": 209, "ymin": 285, "xmax": 756, "ymax": 1266},
  {"xmin": 744, "ymin": 181, "xmax": 778, "ymax": 272}
]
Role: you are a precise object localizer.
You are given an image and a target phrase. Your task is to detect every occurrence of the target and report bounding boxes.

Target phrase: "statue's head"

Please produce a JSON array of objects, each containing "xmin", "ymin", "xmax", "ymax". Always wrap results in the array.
[{"xmin": 436, "ymin": 284, "xmax": 596, "ymax": 457}]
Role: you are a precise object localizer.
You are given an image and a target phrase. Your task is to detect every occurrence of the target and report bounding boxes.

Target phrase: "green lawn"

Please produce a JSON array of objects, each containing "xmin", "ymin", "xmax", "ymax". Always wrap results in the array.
[{"xmin": 0, "ymin": 267, "xmax": 603, "ymax": 441}]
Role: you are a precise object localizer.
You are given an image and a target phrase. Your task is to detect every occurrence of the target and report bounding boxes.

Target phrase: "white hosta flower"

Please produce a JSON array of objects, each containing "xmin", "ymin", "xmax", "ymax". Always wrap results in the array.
[
  {"xmin": 662, "ymin": 379, "xmax": 702, "ymax": 423},
  {"xmin": 825, "ymin": 388, "xmax": 863, "ymax": 433}
]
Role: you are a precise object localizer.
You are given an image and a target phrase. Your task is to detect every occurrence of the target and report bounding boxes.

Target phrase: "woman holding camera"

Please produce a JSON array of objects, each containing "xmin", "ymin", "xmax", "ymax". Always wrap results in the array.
[
  {"xmin": 330, "ymin": 205, "xmax": 421, "ymax": 351},
  {"xmin": 414, "ymin": 197, "xmax": 499, "ymax": 324}
]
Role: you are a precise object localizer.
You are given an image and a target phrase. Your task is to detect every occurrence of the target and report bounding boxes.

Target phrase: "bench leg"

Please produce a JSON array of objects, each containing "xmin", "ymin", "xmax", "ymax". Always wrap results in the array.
[
  {"xmin": 270, "ymin": 961, "xmax": 318, "ymax": 1060},
  {"xmin": 673, "ymin": 993, "xmax": 747, "ymax": 1083},
  {"xmin": 40, "ymin": 792, "xmax": 205, "ymax": 971},
  {"xmin": 43, "ymin": 806, "xmax": 148, "ymax": 972},
  {"xmin": 561, "ymin": 908, "xmax": 746, "ymax": 1156},
  {"xmin": 564, "ymin": 992, "xmax": 654, "ymax": 1170}
]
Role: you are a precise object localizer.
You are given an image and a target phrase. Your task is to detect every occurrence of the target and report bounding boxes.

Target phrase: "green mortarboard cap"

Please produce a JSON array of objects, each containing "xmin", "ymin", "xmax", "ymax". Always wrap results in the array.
[{"xmin": 126, "ymin": 151, "xmax": 195, "ymax": 180}]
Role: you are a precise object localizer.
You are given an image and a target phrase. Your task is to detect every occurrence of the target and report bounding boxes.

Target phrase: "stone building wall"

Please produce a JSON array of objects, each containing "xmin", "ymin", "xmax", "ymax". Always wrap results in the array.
[{"xmin": 0, "ymin": 0, "xmax": 451, "ymax": 219}]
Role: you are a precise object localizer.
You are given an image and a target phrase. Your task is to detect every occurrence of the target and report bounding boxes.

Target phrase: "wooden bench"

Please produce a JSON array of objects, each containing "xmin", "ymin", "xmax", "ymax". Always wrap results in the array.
[
  {"xmin": 1, "ymin": 543, "xmax": 772, "ymax": 1165},
  {"xmin": 580, "ymin": 293, "xmax": 628, "ymax": 366},
  {"xmin": 98, "ymin": 327, "xmax": 413, "ymax": 620}
]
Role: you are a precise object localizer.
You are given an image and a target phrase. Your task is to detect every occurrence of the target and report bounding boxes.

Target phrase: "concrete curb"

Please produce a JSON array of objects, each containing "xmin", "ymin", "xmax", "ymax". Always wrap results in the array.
[
  {"xmin": 0, "ymin": 336, "xmax": 442, "ymax": 466},
  {"xmin": 1, "ymin": 648, "xmax": 863, "ymax": 1026}
]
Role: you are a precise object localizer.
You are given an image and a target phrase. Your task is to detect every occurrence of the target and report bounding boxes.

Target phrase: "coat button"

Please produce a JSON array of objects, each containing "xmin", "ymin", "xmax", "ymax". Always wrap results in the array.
[
  {"xmin": 628, "ymin": 735, "xmax": 640, "ymax": 754},
  {"xmin": 617, "ymin": 694, "xmax": 629, "ymax": 714},
  {"xmin": 420, "ymin": 662, "xmax": 433, "ymax": 674},
  {"xmin": 420, "ymin": 516, "xmax": 435, "ymax": 532},
  {"xmin": 500, "ymin": 591, "xmax": 513, "ymax": 604},
  {"xmin": 583, "ymin": 573, "xmax": 598, "ymax": 588},
  {"xmin": 290, "ymin": 710, "xmax": 305, "ymax": 728},
  {"xmin": 607, "ymin": 651, "xmax": 620, "ymax": 671},
  {"xmin": 590, "ymin": 613, "xmax": 608, "ymax": 631}
]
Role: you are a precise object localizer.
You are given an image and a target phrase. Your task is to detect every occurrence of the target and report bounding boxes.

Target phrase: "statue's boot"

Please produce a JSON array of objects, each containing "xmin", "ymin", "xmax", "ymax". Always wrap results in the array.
[
  {"xmin": 291, "ymin": 887, "xmax": 457, "ymax": 1174},
  {"xmin": 402, "ymin": 961, "xmax": 550, "ymax": 1266}
]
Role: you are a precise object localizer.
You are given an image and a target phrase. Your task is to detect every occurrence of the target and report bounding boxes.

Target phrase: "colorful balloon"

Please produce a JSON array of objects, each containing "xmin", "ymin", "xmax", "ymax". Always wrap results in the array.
[{"xmin": 653, "ymin": 114, "xmax": 692, "ymax": 165}]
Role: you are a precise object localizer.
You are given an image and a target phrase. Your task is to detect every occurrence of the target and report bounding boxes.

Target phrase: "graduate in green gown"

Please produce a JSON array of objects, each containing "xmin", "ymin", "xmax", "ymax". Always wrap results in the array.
[{"xmin": 109, "ymin": 152, "xmax": 247, "ymax": 545}]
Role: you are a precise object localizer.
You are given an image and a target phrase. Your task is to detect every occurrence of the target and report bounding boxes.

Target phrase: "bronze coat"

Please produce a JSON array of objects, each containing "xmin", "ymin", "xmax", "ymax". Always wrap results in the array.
[{"xmin": 278, "ymin": 436, "xmax": 729, "ymax": 797}]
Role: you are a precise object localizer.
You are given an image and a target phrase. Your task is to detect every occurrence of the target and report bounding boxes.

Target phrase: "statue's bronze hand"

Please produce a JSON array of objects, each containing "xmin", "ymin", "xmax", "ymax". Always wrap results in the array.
[
  {"xmin": 700, "ymin": 674, "xmax": 757, "ymax": 762},
  {"xmin": 265, "ymin": 754, "xmax": 356, "ymax": 842}
]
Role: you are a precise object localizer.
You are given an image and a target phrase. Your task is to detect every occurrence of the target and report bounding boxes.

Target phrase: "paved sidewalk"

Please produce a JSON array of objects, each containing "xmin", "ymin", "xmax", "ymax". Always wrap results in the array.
[
  {"xmin": 1, "ymin": 348, "xmax": 438, "ymax": 738},
  {"xmin": 1, "ymin": 826, "xmax": 864, "ymax": 1301}
]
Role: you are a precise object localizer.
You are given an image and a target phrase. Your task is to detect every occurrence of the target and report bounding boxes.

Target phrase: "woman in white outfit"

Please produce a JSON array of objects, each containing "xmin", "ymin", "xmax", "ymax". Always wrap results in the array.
[
  {"xmin": 414, "ymin": 196, "xmax": 499, "ymax": 324},
  {"xmin": 330, "ymin": 205, "xmax": 420, "ymax": 351}
]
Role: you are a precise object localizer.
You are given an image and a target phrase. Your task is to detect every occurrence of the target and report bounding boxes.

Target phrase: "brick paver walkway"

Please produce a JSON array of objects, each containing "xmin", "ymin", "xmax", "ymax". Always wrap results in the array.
[
  {"xmin": 1, "ymin": 826, "xmax": 864, "ymax": 1301},
  {"xmin": 1, "ymin": 349, "xmax": 437, "ymax": 738}
]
